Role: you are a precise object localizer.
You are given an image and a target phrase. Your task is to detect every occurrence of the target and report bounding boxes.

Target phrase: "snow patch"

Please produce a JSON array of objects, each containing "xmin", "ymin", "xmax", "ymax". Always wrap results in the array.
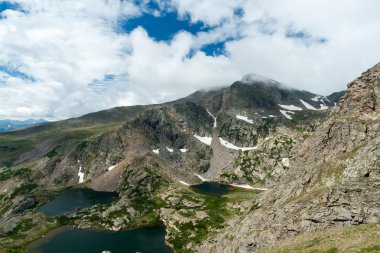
[
  {"xmin": 282, "ymin": 158, "xmax": 290, "ymax": 167},
  {"xmin": 207, "ymin": 109, "xmax": 217, "ymax": 128},
  {"xmin": 108, "ymin": 165, "xmax": 116, "ymax": 171},
  {"xmin": 78, "ymin": 165, "xmax": 84, "ymax": 184},
  {"xmin": 236, "ymin": 115, "xmax": 253, "ymax": 124},
  {"xmin": 179, "ymin": 180, "xmax": 190, "ymax": 186},
  {"xmin": 195, "ymin": 174, "xmax": 207, "ymax": 182},
  {"xmin": 166, "ymin": 147, "xmax": 174, "ymax": 152},
  {"xmin": 311, "ymin": 95, "xmax": 328, "ymax": 105},
  {"xmin": 269, "ymin": 115, "xmax": 276, "ymax": 118},
  {"xmin": 300, "ymin": 99, "xmax": 328, "ymax": 111},
  {"xmin": 153, "ymin": 149, "xmax": 159, "ymax": 154},
  {"xmin": 278, "ymin": 104, "xmax": 303, "ymax": 111},
  {"xmin": 219, "ymin": 138, "xmax": 258, "ymax": 151},
  {"xmin": 194, "ymin": 134, "xmax": 212, "ymax": 145},
  {"xmin": 230, "ymin": 184, "xmax": 268, "ymax": 191},
  {"xmin": 279, "ymin": 110, "xmax": 294, "ymax": 120},
  {"xmin": 180, "ymin": 149, "xmax": 187, "ymax": 153}
]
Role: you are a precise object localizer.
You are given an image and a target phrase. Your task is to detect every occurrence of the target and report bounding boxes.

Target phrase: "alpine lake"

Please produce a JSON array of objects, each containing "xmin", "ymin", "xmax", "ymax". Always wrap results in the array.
[{"xmin": 27, "ymin": 182, "xmax": 235, "ymax": 253}]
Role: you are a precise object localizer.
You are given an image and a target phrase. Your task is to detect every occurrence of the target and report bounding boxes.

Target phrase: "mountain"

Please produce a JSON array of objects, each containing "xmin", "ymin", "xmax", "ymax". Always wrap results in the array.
[
  {"xmin": 0, "ymin": 119, "xmax": 47, "ymax": 132},
  {"xmin": 0, "ymin": 76, "xmax": 343, "ymax": 181},
  {"xmin": 3, "ymin": 67, "xmax": 374, "ymax": 253},
  {"xmin": 196, "ymin": 63, "xmax": 380, "ymax": 252}
]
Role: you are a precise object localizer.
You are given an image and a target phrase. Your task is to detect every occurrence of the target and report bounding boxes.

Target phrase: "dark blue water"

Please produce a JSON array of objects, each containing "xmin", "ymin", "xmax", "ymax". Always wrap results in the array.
[
  {"xmin": 190, "ymin": 182, "xmax": 232, "ymax": 196},
  {"xmin": 37, "ymin": 188, "xmax": 118, "ymax": 217},
  {"xmin": 26, "ymin": 226, "xmax": 172, "ymax": 253}
]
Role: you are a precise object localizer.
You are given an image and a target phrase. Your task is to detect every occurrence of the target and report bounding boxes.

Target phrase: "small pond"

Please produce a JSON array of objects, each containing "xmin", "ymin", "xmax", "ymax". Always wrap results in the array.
[
  {"xmin": 37, "ymin": 188, "xmax": 118, "ymax": 217},
  {"xmin": 190, "ymin": 182, "xmax": 233, "ymax": 196},
  {"xmin": 26, "ymin": 226, "xmax": 172, "ymax": 253}
]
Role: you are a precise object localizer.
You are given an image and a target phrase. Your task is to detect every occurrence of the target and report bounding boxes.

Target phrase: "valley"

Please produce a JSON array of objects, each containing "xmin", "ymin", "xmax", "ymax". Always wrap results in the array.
[{"xmin": 0, "ymin": 64, "xmax": 379, "ymax": 253}]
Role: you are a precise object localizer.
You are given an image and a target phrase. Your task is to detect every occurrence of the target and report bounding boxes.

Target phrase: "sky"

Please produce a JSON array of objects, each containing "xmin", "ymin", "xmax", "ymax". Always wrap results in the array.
[{"xmin": 0, "ymin": 0, "xmax": 379, "ymax": 120}]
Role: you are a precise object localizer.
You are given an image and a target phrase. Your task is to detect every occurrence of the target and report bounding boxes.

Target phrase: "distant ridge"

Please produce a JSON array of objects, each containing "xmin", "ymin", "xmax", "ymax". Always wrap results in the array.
[{"xmin": 0, "ymin": 119, "xmax": 47, "ymax": 132}]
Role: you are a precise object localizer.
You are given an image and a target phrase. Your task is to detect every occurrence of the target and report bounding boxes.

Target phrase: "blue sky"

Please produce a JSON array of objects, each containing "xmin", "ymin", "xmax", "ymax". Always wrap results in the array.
[
  {"xmin": 0, "ymin": 1, "xmax": 20, "ymax": 12},
  {"xmin": 0, "ymin": 0, "xmax": 379, "ymax": 120},
  {"xmin": 119, "ymin": 7, "xmax": 234, "ymax": 56}
]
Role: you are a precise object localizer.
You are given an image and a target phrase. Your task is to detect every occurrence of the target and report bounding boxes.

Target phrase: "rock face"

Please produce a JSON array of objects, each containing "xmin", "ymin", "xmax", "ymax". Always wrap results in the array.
[{"xmin": 195, "ymin": 63, "xmax": 380, "ymax": 252}]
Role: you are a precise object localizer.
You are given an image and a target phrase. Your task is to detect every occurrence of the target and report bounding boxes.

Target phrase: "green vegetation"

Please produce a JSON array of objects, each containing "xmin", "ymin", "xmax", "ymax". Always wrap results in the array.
[
  {"xmin": 166, "ymin": 186, "xmax": 260, "ymax": 252},
  {"xmin": 0, "ymin": 214, "xmax": 61, "ymax": 253},
  {"xmin": 267, "ymin": 135, "xmax": 294, "ymax": 159},
  {"xmin": 220, "ymin": 172, "xmax": 238, "ymax": 183},
  {"xmin": 167, "ymin": 194, "xmax": 230, "ymax": 252},
  {"xmin": 0, "ymin": 167, "xmax": 32, "ymax": 182},
  {"xmin": 358, "ymin": 245, "xmax": 380, "ymax": 253},
  {"xmin": 232, "ymin": 150, "xmax": 266, "ymax": 184},
  {"xmin": 0, "ymin": 115, "xmax": 131, "ymax": 167},
  {"xmin": 256, "ymin": 118, "xmax": 275, "ymax": 137},
  {"xmin": 262, "ymin": 223, "xmax": 380, "ymax": 253},
  {"xmin": 56, "ymin": 216, "xmax": 74, "ymax": 226},
  {"xmin": 44, "ymin": 146, "xmax": 60, "ymax": 159},
  {"xmin": 10, "ymin": 183, "xmax": 38, "ymax": 198},
  {"xmin": 5, "ymin": 218, "xmax": 35, "ymax": 239}
]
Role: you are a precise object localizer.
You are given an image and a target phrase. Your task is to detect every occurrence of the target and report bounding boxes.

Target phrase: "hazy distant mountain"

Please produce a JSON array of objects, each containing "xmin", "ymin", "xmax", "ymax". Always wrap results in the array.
[{"xmin": 0, "ymin": 119, "xmax": 47, "ymax": 132}]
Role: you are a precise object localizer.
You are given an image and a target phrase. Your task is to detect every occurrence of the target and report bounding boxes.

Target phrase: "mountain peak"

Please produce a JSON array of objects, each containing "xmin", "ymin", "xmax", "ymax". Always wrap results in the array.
[{"xmin": 241, "ymin": 73, "xmax": 276, "ymax": 84}]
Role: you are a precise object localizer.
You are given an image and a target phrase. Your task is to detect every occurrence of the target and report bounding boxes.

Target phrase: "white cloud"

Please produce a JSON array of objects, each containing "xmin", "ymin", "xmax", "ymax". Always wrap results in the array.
[
  {"xmin": 0, "ymin": 0, "xmax": 139, "ymax": 120},
  {"xmin": 165, "ymin": 0, "xmax": 245, "ymax": 26},
  {"xmin": 124, "ymin": 28, "xmax": 240, "ymax": 104},
  {"xmin": 233, "ymin": 0, "xmax": 380, "ymax": 94},
  {"xmin": 0, "ymin": 0, "xmax": 379, "ymax": 120},
  {"xmin": 172, "ymin": 0, "xmax": 380, "ymax": 94}
]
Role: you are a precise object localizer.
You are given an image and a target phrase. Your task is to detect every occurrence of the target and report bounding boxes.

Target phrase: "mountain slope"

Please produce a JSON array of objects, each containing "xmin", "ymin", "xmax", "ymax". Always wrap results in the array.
[
  {"xmin": 0, "ymin": 105, "xmax": 157, "ymax": 167},
  {"xmin": 195, "ymin": 63, "xmax": 380, "ymax": 252},
  {"xmin": 2, "ymin": 77, "xmax": 342, "ymax": 188}
]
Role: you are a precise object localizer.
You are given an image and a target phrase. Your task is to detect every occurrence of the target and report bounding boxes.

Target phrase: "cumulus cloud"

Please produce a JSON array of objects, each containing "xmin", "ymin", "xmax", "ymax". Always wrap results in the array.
[{"xmin": 0, "ymin": 0, "xmax": 379, "ymax": 120}]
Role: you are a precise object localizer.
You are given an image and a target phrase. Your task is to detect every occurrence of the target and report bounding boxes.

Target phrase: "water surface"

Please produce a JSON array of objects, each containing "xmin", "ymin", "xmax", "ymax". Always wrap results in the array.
[
  {"xmin": 37, "ymin": 188, "xmax": 118, "ymax": 217},
  {"xmin": 27, "ymin": 226, "xmax": 172, "ymax": 253},
  {"xmin": 190, "ymin": 182, "xmax": 233, "ymax": 196}
]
